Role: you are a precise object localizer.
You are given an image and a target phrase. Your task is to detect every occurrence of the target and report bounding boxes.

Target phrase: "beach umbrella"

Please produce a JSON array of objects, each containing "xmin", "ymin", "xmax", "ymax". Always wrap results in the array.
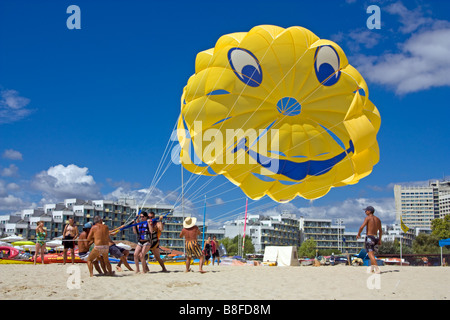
[
  {"xmin": 46, "ymin": 240, "xmax": 63, "ymax": 248},
  {"xmin": 22, "ymin": 244, "xmax": 36, "ymax": 252},
  {"xmin": 1, "ymin": 235, "xmax": 24, "ymax": 242}
]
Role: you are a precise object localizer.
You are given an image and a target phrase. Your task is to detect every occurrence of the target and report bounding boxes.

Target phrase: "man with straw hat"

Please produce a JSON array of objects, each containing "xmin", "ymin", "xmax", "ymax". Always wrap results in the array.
[{"xmin": 179, "ymin": 216, "xmax": 206, "ymax": 273}]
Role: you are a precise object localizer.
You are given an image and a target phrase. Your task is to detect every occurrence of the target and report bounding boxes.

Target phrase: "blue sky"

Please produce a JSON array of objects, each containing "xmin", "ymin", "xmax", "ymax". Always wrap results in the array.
[{"xmin": 1, "ymin": 0, "xmax": 449, "ymax": 231}]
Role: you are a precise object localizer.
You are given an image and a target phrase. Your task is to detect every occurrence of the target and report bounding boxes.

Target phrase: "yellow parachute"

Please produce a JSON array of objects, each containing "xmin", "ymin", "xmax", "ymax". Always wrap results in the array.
[{"xmin": 177, "ymin": 25, "xmax": 380, "ymax": 202}]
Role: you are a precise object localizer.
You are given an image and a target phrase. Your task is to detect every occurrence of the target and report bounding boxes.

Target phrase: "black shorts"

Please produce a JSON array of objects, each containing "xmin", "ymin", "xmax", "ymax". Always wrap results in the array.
[
  {"xmin": 212, "ymin": 250, "xmax": 220, "ymax": 258},
  {"xmin": 365, "ymin": 235, "xmax": 379, "ymax": 253},
  {"xmin": 63, "ymin": 235, "xmax": 75, "ymax": 249},
  {"xmin": 109, "ymin": 244, "xmax": 125, "ymax": 258}
]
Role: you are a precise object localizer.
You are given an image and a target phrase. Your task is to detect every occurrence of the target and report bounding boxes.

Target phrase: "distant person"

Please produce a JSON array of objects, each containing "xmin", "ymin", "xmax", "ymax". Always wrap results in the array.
[
  {"xmin": 148, "ymin": 211, "xmax": 168, "ymax": 273},
  {"xmin": 203, "ymin": 236, "xmax": 212, "ymax": 264},
  {"xmin": 33, "ymin": 221, "xmax": 46, "ymax": 265},
  {"xmin": 179, "ymin": 217, "xmax": 206, "ymax": 274},
  {"xmin": 78, "ymin": 222, "xmax": 104, "ymax": 274},
  {"xmin": 211, "ymin": 235, "xmax": 221, "ymax": 266},
  {"xmin": 357, "ymin": 206, "xmax": 382, "ymax": 274},
  {"xmin": 132, "ymin": 211, "xmax": 154, "ymax": 273},
  {"xmin": 86, "ymin": 216, "xmax": 114, "ymax": 277},
  {"xmin": 62, "ymin": 217, "xmax": 79, "ymax": 265}
]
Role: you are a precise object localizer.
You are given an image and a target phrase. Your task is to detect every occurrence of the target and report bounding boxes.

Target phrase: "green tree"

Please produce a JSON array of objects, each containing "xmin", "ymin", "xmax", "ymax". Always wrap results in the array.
[
  {"xmin": 220, "ymin": 236, "xmax": 254, "ymax": 256},
  {"xmin": 412, "ymin": 233, "xmax": 441, "ymax": 254},
  {"xmin": 298, "ymin": 238, "xmax": 317, "ymax": 258},
  {"xmin": 431, "ymin": 215, "xmax": 450, "ymax": 239},
  {"xmin": 319, "ymin": 248, "xmax": 341, "ymax": 256},
  {"xmin": 378, "ymin": 239, "xmax": 412, "ymax": 255}
]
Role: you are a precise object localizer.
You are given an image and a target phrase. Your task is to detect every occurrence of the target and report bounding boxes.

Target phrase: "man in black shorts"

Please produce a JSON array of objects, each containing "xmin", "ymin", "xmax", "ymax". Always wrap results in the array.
[
  {"xmin": 357, "ymin": 206, "xmax": 382, "ymax": 273},
  {"xmin": 108, "ymin": 239, "xmax": 134, "ymax": 272}
]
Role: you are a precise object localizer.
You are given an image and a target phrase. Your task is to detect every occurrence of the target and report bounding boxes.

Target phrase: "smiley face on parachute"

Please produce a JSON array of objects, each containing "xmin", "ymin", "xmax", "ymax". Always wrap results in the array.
[{"xmin": 177, "ymin": 25, "xmax": 380, "ymax": 202}]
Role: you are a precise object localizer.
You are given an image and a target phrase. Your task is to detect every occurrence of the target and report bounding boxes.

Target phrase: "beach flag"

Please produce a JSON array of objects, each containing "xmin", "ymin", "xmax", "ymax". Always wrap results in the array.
[{"xmin": 400, "ymin": 216, "xmax": 409, "ymax": 233}]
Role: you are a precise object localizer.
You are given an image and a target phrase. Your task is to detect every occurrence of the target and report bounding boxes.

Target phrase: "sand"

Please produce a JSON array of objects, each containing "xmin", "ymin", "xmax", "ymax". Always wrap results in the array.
[{"xmin": 0, "ymin": 263, "xmax": 448, "ymax": 300}]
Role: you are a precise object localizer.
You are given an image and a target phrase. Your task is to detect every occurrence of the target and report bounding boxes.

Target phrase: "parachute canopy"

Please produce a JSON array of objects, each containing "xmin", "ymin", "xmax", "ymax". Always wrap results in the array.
[{"xmin": 177, "ymin": 25, "xmax": 380, "ymax": 202}]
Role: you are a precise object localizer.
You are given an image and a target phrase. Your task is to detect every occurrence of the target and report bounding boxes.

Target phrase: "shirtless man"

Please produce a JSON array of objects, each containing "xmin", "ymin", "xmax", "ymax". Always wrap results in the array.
[
  {"xmin": 78, "ymin": 222, "xmax": 104, "ymax": 274},
  {"xmin": 62, "ymin": 217, "xmax": 79, "ymax": 265},
  {"xmin": 179, "ymin": 217, "xmax": 206, "ymax": 273},
  {"xmin": 357, "ymin": 206, "xmax": 383, "ymax": 273},
  {"xmin": 86, "ymin": 216, "xmax": 114, "ymax": 277}
]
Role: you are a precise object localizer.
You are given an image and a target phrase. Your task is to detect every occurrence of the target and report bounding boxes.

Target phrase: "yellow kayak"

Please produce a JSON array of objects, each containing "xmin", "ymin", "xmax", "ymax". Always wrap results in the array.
[
  {"xmin": 11, "ymin": 241, "xmax": 36, "ymax": 246},
  {"xmin": 0, "ymin": 258, "xmax": 33, "ymax": 264}
]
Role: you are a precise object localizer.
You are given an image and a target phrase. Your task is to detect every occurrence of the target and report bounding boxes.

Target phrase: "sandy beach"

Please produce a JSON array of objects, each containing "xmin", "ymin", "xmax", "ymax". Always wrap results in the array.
[{"xmin": 0, "ymin": 263, "xmax": 448, "ymax": 300}]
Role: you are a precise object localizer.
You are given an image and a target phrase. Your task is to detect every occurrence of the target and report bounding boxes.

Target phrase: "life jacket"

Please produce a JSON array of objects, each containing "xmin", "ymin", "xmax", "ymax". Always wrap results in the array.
[{"xmin": 138, "ymin": 221, "xmax": 151, "ymax": 242}]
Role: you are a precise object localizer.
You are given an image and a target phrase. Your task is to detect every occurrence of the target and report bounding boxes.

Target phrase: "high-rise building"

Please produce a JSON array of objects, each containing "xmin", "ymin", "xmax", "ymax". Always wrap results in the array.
[
  {"xmin": 394, "ymin": 180, "xmax": 450, "ymax": 230},
  {"xmin": 299, "ymin": 217, "xmax": 364, "ymax": 254}
]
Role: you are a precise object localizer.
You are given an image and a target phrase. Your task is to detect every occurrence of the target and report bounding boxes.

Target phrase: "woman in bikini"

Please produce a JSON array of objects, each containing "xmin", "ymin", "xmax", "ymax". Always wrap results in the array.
[
  {"xmin": 148, "ymin": 211, "xmax": 168, "ymax": 273},
  {"xmin": 63, "ymin": 217, "xmax": 79, "ymax": 265},
  {"xmin": 33, "ymin": 221, "xmax": 47, "ymax": 265},
  {"xmin": 132, "ymin": 212, "xmax": 154, "ymax": 273}
]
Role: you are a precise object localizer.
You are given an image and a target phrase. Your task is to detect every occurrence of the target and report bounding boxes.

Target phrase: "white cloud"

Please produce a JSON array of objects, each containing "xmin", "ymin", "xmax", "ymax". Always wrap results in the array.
[
  {"xmin": 332, "ymin": 29, "xmax": 382, "ymax": 52},
  {"xmin": 233, "ymin": 197, "xmax": 396, "ymax": 232},
  {"xmin": 31, "ymin": 164, "xmax": 102, "ymax": 202},
  {"xmin": 0, "ymin": 180, "xmax": 28, "ymax": 211},
  {"xmin": 385, "ymin": 1, "xmax": 435, "ymax": 34},
  {"xmin": 355, "ymin": 27, "xmax": 450, "ymax": 94},
  {"xmin": 2, "ymin": 149, "xmax": 23, "ymax": 160},
  {"xmin": 104, "ymin": 184, "xmax": 180, "ymax": 208},
  {"xmin": 296, "ymin": 197, "xmax": 396, "ymax": 231},
  {"xmin": 1, "ymin": 164, "xmax": 19, "ymax": 177},
  {"xmin": 0, "ymin": 89, "xmax": 33, "ymax": 124},
  {"xmin": 0, "ymin": 194, "xmax": 27, "ymax": 211},
  {"xmin": 335, "ymin": 1, "xmax": 450, "ymax": 95}
]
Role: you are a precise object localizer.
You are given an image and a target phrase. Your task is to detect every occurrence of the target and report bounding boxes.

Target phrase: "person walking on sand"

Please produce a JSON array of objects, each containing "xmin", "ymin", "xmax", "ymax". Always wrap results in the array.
[
  {"xmin": 62, "ymin": 217, "xmax": 79, "ymax": 265},
  {"xmin": 86, "ymin": 216, "xmax": 114, "ymax": 277},
  {"xmin": 33, "ymin": 221, "xmax": 46, "ymax": 265},
  {"xmin": 148, "ymin": 211, "xmax": 168, "ymax": 273},
  {"xmin": 357, "ymin": 206, "xmax": 383, "ymax": 274},
  {"xmin": 179, "ymin": 217, "xmax": 206, "ymax": 273},
  {"xmin": 203, "ymin": 236, "xmax": 212, "ymax": 265},
  {"xmin": 211, "ymin": 235, "xmax": 220, "ymax": 266},
  {"xmin": 132, "ymin": 211, "xmax": 154, "ymax": 274}
]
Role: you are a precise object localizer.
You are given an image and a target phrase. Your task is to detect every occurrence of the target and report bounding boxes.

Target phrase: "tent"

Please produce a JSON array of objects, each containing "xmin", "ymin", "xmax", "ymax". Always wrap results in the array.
[
  {"xmin": 263, "ymin": 246, "xmax": 300, "ymax": 266},
  {"xmin": 439, "ymin": 238, "xmax": 450, "ymax": 266}
]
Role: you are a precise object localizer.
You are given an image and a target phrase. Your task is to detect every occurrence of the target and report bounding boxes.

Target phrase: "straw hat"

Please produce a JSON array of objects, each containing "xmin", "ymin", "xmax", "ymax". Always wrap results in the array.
[{"xmin": 183, "ymin": 216, "xmax": 197, "ymax": 228}]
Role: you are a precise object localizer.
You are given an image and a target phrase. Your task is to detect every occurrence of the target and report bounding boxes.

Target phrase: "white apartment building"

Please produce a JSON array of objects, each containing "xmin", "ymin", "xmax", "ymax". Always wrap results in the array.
[
  {"xmin": 299, "ymin": 217, "xmax": 364, "ymax": 254},
  {"xmin": 394, "ymin": 180, "xmax": 450, "ymax": 230},
  {"xmin": 224, "ymin": 213, "xmax": 301, "ymax": 253}
]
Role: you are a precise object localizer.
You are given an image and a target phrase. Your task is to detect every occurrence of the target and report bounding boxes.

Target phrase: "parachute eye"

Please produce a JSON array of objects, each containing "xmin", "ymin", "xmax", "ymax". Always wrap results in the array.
[
  {"xmin": 314, "ymin": 45, "xmax": 341, "ymax": 86},
  {"xmin": 228, "ymin": 48, "xmax": 262, "ymax": 87}
]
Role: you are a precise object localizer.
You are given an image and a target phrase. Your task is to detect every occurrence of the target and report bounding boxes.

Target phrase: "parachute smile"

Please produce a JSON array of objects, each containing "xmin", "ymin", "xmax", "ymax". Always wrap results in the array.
[
  {"xmin": 232, "ymin": 138, "xmax": 355, "ymax": 181},
  {"xmin": 178, "ymin": 25, "xmax": 380, "ymax": 201}
]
